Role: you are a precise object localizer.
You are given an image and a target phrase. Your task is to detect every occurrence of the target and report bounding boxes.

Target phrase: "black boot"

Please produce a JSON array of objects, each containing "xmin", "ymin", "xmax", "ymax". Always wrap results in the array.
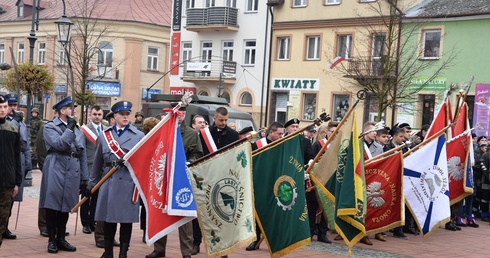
[
  {"xmin": 47, "ymin": 229, "xmax": 58, "ymax": 253},
  {"xmin": 119, "ymin": 242, "xmax": 129, "ymax": 258},
  {"xmin": 101, "ymin": 238, "xmax": 114, "ymax": 258},
  {"xmin": 57, "ymin": 227, "xmax": 76, "ymax": 252}
]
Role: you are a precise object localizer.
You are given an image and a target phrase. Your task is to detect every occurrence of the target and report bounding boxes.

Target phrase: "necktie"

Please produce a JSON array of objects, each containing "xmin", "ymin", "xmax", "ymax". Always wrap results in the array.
[
  {"xmin": 97, "ymin": 126, "xmax": 101, "ymax": 135},
  {"xmin": 118, "ymin": 129, "xmax": 123, "ymax": 137}
]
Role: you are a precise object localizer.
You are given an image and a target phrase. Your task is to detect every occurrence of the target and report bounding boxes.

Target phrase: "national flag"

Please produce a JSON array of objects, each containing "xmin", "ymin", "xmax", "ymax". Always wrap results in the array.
[
  {"xmin": 364, "ymin": 152, "xmax": 404, "ymax": 234},
  {"xmin": 252, "ymin": 134, "xmax": 310, "ymax": 257},
  {"xmin": 332, "ymin": 112, "xmax": 366, "ymax": 255},
  {"xmin": 125, "ymin": 110, "xmax": 194, "ymax": 245},
  {"xmin": 453, "ymin": 102, "xmax": 468, "ymax": 135},
  {"xmin": 446, "ymin": 132, "xmax": 473, "ymax": 204},
  {"xmin": 167, "ymin": 126, "xmax": 197, "ymax": 216},
  {"xmin": 187, "ymin": 141, "xmax": 255, "ymax": 257},
  {"xmin": 404, "ymin": 134, "xmax": 450, "ymax": 237},
  {"xmin": 327, "ymin": 56, "xmax": 345, "ymax": 69}
]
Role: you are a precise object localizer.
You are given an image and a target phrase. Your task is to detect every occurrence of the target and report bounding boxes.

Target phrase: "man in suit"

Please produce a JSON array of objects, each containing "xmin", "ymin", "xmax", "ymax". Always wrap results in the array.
[{"xmin": 87, "ymin": 101, "xmax": 144, "ymax": 258}]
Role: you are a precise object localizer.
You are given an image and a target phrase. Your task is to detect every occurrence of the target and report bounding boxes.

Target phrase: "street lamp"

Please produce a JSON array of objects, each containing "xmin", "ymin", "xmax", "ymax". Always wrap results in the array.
[{"xmin": 54, "ymin": 0, "xmax": 74, "ymax": 110}]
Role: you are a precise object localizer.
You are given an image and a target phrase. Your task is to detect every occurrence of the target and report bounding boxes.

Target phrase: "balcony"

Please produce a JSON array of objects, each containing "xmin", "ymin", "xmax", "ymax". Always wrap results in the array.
[
  {"xmin": 185, "ymin": 7, "xmax": 239, "ymax": 32},
  {"xmin": 344, "ymin": 56, "xmax": 397, "ymax": 82},
  {"xmin": 182, "ymin": 60, "xmax": 236, "ymax": 84}
]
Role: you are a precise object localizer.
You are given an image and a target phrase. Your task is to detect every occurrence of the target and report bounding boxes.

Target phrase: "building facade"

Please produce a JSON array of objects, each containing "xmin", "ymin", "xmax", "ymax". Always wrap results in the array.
[{"xmin": 0, "ymin": 0, "xmax": 172, "ymax": 120}]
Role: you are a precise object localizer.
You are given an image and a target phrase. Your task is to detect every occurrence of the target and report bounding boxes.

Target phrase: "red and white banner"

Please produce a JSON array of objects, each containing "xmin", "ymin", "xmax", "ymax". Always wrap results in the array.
[
  {"xmin": 446, "ymin": 132, "xmax": 473, "ymax": 204},
  {"xmin": 327, "ymin": 56, "xmax": 345, "ymax": 69},
  {"xmin": 364, "ymin": 152, "xmax": 404, "ymax": 234},
  {"xmin": 170, "ymin": 32, "xmax": 181, "ymax": 75},
  {"xmin": 125, "ymin": 109, "xmax": 194, "ymax": 245}
]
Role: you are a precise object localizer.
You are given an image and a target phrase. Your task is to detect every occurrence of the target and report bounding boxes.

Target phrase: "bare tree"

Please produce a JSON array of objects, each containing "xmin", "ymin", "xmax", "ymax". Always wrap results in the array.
[{"xmin": 330, "ymin": 0, "xmax": 458, "ymax": 123}]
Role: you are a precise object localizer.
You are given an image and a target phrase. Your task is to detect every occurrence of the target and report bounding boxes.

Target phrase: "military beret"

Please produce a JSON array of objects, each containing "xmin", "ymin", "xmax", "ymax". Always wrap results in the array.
[
  {"xmin": 111, "ymin": 101, "xmax": 132, "ymax": 113},
  {"xmin": 52, "ymin": 96, "xmax": 73, "ymax": 110},
  {"xmin": 398, "ymin": 123, "xmax": 411, "ymax": 129},
  {"xmin": 238, "ymin": 126, "xmax": 253, "ymax": 135},
  {"xmin": 284, "ymin": 118, "xmax": 300, "ymax": 128}
]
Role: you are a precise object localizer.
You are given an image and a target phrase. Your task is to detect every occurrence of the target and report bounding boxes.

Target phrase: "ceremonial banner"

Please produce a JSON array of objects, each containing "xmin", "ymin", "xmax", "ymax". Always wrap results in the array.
[
  {"xmin": 167, "ymin": 127, "xmax": 197, "ymax": 216},
  {"xmin": 125, "ymin": 111, "xmax": 194, "ymax": 245},
  {"xmin": 426, "ymin": 97, "xmax": 452, "ymax": 139},
  {"xmin": 253, "ymin": 134, "xmax": 310, "ymax": 257},
  {"xmin": 365, "ymin": 152, "xmax": 404, "ymax": 234},
  {"xmin": 404, "ymin": 134, "xmax": 450, "ymax": 237},
  {"xmin": 188, "ymin": 142, "xmax": 255, "ymax": 257},
  {"xmin": 446, "ymin": 133, "xmax": 473, "ymax": 204},
  {"xmin": 333, "ymin": 112, "xmax": 366, "ymax": 255}
]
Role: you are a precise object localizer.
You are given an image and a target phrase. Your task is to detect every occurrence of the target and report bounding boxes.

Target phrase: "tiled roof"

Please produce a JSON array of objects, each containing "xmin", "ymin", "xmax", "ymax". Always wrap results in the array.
[
  {"xmin": 405, "ymin": 0, "xmax": 490, "ymax": 18},
  {"xmin": 0, "ymin": 0, "xmax": 172, "ymax": 27}
]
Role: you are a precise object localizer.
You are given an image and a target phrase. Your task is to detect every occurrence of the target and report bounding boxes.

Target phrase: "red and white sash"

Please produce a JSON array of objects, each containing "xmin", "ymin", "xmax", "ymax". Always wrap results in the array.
[
  {"xmin": 200, "ymin": 127, "xmax": 218, "ymax": 153},
  {"xmin": 319, "ymin": 138, "xmax": 327, "ymax": 148},
  {"xmin": 364, "ymin": 142, "xmax": 373, "ymax": 160},
  {"xmin": 103, "ymin": 129, "xmax": 139, "ymax": 203},
  {"xmin": 81, "ymin": 125, "xmax": 98, "ymax": 146},
  {"xmin": 255, "ymin": 137, "xmax": 268, "ymax": 149}
]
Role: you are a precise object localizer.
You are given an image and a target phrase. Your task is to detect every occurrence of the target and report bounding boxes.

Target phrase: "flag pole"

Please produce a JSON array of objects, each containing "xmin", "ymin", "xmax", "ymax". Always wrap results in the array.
[
  {"xmin": 71, "ymin": 165, "xmax": 120, "ymax": 213},
  {"xmin": 452, "ymin": 89, "xmax": 465, "ymax": 122},
  {"xmin": 304, "ymin": 96, "xmax": 362, "ymax": 175},
  {"xmin": 453, "ymin": 76, "xmax": 474, "ymax": 121},
  {"xmin": 364, "ymin": 143, "xmax": 407, "ymax": 165},
  {"xmin": 402, "ymin": 123, "xmax": 453, "ymax": 158}
]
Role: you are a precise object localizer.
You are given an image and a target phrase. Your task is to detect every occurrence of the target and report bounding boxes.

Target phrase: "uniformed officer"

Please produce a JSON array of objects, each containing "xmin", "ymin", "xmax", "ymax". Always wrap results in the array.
[
  {"xmin": 0, "ymin": 94, "xmax": 22, "ymax": 249},
  {"xmin": 39, "ymin": 96, "xmax": 88, "ymax": 253},
  {"xmin": 133, "ymin": 111, "xmax": 145, "ymax": 132},
  {"xmin": 3, "ymin": 94, "xmax": 32, "ymax": 240},
  {"xmin": 87, "ymin": 101, "xmax": 144, "ymax": 258},
  {"xmin": 30, "ymin": 107, "xmax": 43, "ymax": 169}
]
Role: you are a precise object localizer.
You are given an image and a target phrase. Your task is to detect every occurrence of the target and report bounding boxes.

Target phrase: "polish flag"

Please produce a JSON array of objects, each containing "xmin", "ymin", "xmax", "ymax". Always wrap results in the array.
[{"xmin": 327, "ymin": 56, "xmax": 345, "ymax": 69}]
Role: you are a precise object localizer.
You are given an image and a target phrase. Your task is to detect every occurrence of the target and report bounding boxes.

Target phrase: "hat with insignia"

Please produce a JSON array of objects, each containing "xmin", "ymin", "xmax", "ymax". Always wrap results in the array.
[
  {"xmin": 52, "ymin": 96, "xmax": 73, "ymax": 111},
  {"xmin": 106, "ymin": 111, "xmax": 114, "ymax": 119},
  {"xmin": 307, "ymin": 126, "xmax": 317, "ymax": 132},
  {"xmin": 111, "ymin": 101, "xmax": 132, "ymax": 113},
  {"xmin": 0, "ymin": 95, "xmax": 6, "ymax": 104},
  {"xmin": 284, "ymin": 118, "xmax": 300, "ymax": 128},
  {"xmin": 238, "ymin": 126, "xmax": 253, "ymax": 135},
  {"xmin": 4, "ymin": 94, "xmax": 18, "ymax": 105}
]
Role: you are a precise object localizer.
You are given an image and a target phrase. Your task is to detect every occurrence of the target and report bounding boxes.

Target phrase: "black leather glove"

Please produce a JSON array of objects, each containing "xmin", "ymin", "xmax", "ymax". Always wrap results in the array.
[
  {"xmin": 67, "ymin": 116, "xmax": 77, "ymax": 131},
  {"xmin": 13, "ymin": 111, "xmax": 23, "ymax": 122},
  {"xmin": 82, "ymin": 185, "xmax": 92, "ymax": 198},
  {"xmin": 116, "ymin": 158, "xmax": 125, "ymax": 167}
]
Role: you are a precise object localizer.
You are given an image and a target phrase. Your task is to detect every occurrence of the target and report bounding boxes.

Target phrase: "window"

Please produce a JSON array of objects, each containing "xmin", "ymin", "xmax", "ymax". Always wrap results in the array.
[
  {"xmin": 293, "ymin": 0, "xmax": 307, "ymax": 7},
  {"xmin": 147, "ymin": 47, "xmax": 159, "ymax": 71},
  {"xmin": 205, "ymin": 0, "xmax": 215, "ymax": 7},
  {"xmin": 221, "ymin": 91, "xmax": 231, "ymax": 103},
  {"xmin": 38, "ymin": 42, "xmax": 46, "ymax": 64},
  {"xmin": 17, "ymin": 43, "xmax": 24, "ymax": 63},
  {"xmin": 371, "ymin": 33, "xmax": 386, "ymax": 75},
  {"xmin": 222, "ymin": 41, "xmax": 234, "ymax": 61},
  {"xmin": 325, "ymin": 0, "xmax": 340, "ymax": 4},
  {"xmin": 0, "ymin": 43, "xmax": 4, "ymax": 63},
  {"xmin": 303, "ymin": 94, "xmax": 316, "ymax": 121},
  {"xmin": 333, "ymin": 94, "xmax": 350, "ymax": 121},
  {"xmin": 423, "ymin": 30, "xmax": 441, "ymax": 58},
  {"xmin": 240, "ymin": 92, "xmax": 252, "ymax": 106},
  {"xmin": 198, "ymin": 90, "xmax": 209, "ymax": 96},
  {"xmin": 337, "ymin": 34, "xmax": 352, "ymax": 59},
  {"xmin": 98, "ymin": 42, "xmax": 113, "ymax": 67},
  {"xmin": 201, "ymin": 42, "xmax": 212, "ymax": 62},
  {"xmin": 306, "ymin": 36, "xmax": 320, "ymax": 60},
  {"xmin": 246, "ymin": 0, "xmax": 258, "ymax": 12},
  {"xmin": 58, "ymin": 44, "xmax": 66, "ymax": 65},
  {"xmin": 18, "ymin": 2, "xmax": 24, "ymax": 18},
  {"xmin": 243, "ymin": 40, "xmax": 256, "ymax": 66},
  {"xmin": 277, "ymin": 37, "xmax": 290, "ymax": 60},
  {"xmin": 182, "ymin": 42, "xmax": 192, "ymax": 62},
  {"xmin": 226, "ymin": 0, "xmax": 236, "ymax": 7}
]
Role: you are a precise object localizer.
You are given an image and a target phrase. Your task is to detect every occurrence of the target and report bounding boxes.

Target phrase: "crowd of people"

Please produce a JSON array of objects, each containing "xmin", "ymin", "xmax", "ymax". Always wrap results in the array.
[{"xmin": 0, "ymin": 94, "xmax": 486, "ymax": 257}]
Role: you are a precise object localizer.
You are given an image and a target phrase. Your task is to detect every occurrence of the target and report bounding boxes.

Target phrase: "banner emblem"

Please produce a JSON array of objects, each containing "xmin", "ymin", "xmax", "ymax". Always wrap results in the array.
[
  {"xmin": 274, "ymin": 175, "xmax": 298, "ymax": 211},
  {"xmin": 212, "ymin": 178, "xmax": 240, "ymax": 223},
  {"xmin": 420, "ymin": 165, "xmax": 448, "ymax": 202},
  {"xmin": 447, "ymin": 156, "xmax": 464, "ymax": 181},
  {"xmin": 175, "ymin": 186, "xmax": 193, "ymax": 208},
  {"xmin": 367, "ymin": 181, "xmax": 385, "ymax": 208}
]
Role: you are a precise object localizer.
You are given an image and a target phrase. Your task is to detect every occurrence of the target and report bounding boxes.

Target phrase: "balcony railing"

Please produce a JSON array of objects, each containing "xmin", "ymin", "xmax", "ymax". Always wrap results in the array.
[
  {"xmin": 346, "ymin": 56, "xmax": 397, "ymax": 78},
  {"xmin": 182, "ymin": 60, "xmax": 236, "ymax": 84},
  {"xmin": 186, "ymin": 7, "xmax": 239, "ymax": 32}
]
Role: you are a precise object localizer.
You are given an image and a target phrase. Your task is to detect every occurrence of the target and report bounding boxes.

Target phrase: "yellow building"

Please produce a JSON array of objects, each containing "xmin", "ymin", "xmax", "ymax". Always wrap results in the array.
[
  {"xmin": 0, "ymin": 0, "xmax": 171, "ymax": 120},
  {"xmin": 268, "ymin": 0, "xmax": 422, "ymax": 128}
]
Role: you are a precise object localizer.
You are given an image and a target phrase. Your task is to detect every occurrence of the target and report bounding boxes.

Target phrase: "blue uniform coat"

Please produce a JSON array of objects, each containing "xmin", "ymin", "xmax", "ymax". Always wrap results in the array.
[
  {"xmin": 89, "ymin": 125, "xmax": 144, "ymax": 223},
  {"xmin": 39, "ymin": 117, "xmax": 88, "ymax": 212}
]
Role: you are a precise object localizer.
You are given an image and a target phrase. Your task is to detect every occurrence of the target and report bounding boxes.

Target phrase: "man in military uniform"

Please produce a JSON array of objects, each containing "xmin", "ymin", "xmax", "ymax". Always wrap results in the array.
[
  {"xmin": 133, "ymin": 111, "xmax": 145, "ymax": 132},
  {"xmin": 3, "ymin": 94, "xmax": 31, "ymax": 240},
  {"xmin": 39, "ymin": 96, "xmax": 88, "ymax": 253},
  {"xmin": 30, "ymin": 107, "xmax": 43, "ymax": 169},
  {"xmin": 0, "ymin": 95, "xmax": 22, "ymax": 248},
  {"xmin": 146, "ymin": 107, "xmax": 204, "ymax": 258},
  {"xmin": 87, "ymin": 101, "xmax": 144, "ymax": 258}
]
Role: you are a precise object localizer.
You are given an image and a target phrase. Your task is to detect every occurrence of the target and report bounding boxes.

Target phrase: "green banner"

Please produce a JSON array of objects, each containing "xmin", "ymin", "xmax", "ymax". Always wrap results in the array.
[{"xmin": 252, "ymin": 134, "xmax": 310, "ymax": 257}]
